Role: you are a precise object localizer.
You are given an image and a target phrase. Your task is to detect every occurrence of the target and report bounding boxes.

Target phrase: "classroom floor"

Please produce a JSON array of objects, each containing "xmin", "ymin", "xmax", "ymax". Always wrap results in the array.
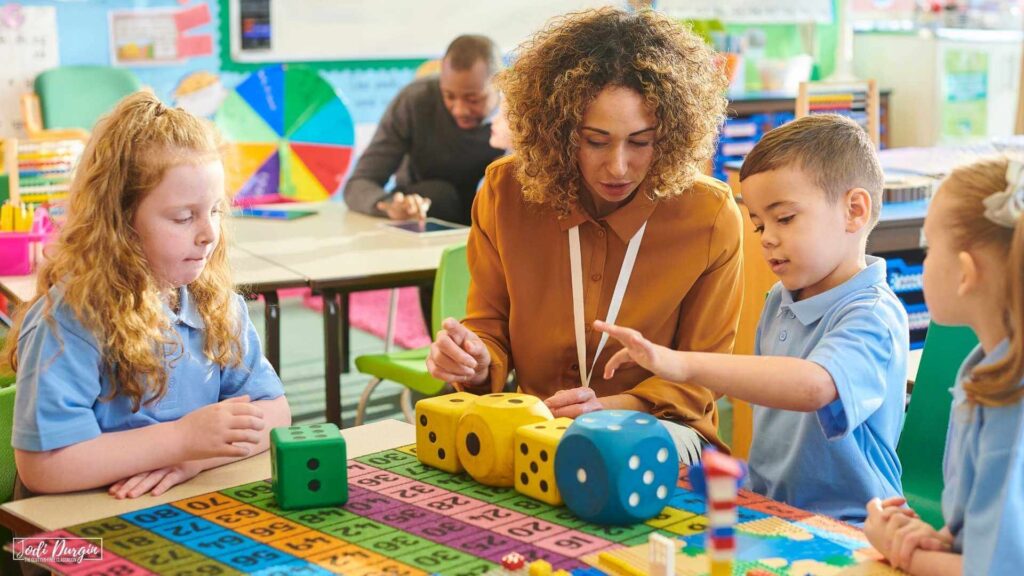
[{"xmin": 247, "ymin": 297, "xmax": 734, "ymax": 446}]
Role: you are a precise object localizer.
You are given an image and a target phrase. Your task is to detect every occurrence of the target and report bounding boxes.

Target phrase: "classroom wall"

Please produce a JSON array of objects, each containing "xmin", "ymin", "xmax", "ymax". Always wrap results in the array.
[{"xmin": 5, "ymin": 0, "xmax": 841, "ymax": 196}]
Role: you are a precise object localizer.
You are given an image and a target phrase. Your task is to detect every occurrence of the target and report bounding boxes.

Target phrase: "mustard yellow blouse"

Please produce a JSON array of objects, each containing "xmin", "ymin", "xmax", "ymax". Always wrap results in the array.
[{"xmin": 459, "ymin": 155, "xmax": 744, "ymax": 448}]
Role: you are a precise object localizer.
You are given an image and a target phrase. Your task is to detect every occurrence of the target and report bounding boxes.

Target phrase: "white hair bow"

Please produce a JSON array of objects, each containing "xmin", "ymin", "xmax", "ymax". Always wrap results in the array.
[{"xmin": 984, "ymin": 160, "xmax": 1024, "ymax": 228}]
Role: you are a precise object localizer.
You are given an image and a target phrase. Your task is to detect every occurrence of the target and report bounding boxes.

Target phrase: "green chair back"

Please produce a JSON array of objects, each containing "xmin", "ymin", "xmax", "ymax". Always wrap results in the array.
[
  {"xmin": 0, "ymin": 385, "xmax": 15, "ymax": 505},
  {"xmin": 897, "ymin": 322, "xmax": 978, "ymax": 528},
  {"xmin": 431, "ymin": 244, "xmax": 470, "ymax": 334},
  {"xmin": 35, "ymin": 66, "xmax": 141, "ymax": 131}
]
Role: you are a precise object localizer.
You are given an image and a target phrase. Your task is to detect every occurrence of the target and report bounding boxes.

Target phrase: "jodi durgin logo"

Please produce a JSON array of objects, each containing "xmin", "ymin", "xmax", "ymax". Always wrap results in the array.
[{"xmin": 12, "ymin": 537, "xmax": 104, "ymax": 565}]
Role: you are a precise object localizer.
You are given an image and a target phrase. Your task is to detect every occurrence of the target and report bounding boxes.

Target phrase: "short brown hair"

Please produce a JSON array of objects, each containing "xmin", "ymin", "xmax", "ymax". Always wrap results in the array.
[
  {"xmin": 740, "ymin": 114, "xmax": 884, "ymax": 226},
  {"xmin": 444, "ymin": 35, "xmax": 501, "ymax": 75}
]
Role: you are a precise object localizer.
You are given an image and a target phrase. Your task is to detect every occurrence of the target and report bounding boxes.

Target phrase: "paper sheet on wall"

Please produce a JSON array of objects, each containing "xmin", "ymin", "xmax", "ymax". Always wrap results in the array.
[
  {"xmin": 655, "ymin": 0, "xmax": 833, "ymax": 24},
  {"xmin": 0, "ymin": 4, "xmax": 59, "ymax": 138}
]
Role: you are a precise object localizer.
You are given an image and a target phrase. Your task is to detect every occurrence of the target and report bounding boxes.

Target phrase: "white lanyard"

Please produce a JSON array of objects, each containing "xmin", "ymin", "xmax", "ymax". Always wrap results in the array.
[{"xmin": 569, "ymin": 221, "xmax": 647, "ymax": 388}]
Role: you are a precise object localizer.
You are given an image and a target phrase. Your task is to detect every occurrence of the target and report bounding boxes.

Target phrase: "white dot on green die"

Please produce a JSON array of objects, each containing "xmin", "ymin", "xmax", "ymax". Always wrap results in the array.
[
  {"xmin": 657, "ymin": 485, "xmax": 668, "ymax": 499},
  {"xmin": 657, "ymin": 448, "xmax": 668, "ymax": 463},
  {"xmin": 628, "ymin": 455, "xmax": 640, "ymax": 470},
  {"xmin": 643, "ymin": 471, "xmax": 654, "ymax": 485},
  {"xmin": 577, "ymin": 468, "xmax": 588, "ymax": 483},
  {"xmin": 629, "ymin": 493, "xmax": 639, "ymax": 507}
]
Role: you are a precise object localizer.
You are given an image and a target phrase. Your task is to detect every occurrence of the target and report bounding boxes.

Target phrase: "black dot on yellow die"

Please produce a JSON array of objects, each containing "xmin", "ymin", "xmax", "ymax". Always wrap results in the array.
[
  {"xmin": 308, "ymin": 479, "xmax": 320, "ymax": 492},
  {"xmin": 429, "ymin": 432, "xmax": 437, "ymax": 443},
  {"xmin": 466, "ymin": 433, "xmax": 481, "ymax": 456},
  {"xmin": 438, "ymin": 448, "xmax": 446, "ymax": 460},
  {"xmin": 520, "ymin": 473, "xmax": 529, "ymax": 485},
  {"xmin": 530, "ymin": 462, "xmax": 538, "ymax": 473},
  {"xmin": 419, "ymin": 415, "xmax": 428, "ymax": 426},
  {"xmin": 540, "ymin": 480, "xmax": 548, "ymax": 492},
  {"xmin": 450, "ymin": 398, "xmax": 465, "ymax": 403},
  {"xmin": 508, "ymin": 398, "xmax": 523, "ymax": 404},
  {"xmin": 540, "ymin": 450, "xmax": 549, "ymax": 462},
  {"xmin": 520, "ymin": 443, "xmax": 528, "ymax": 455},
  {"xmin": 307, "ymin": 458, "xmax": 319, "ymax": 470}
]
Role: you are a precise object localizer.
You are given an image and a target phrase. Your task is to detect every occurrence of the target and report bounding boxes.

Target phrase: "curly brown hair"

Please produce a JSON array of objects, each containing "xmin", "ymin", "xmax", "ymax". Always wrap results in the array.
[
  {"xmin": 498, "ymin": 7, "xmax": 727, "ymax": 215},
  {"xmin": 2, "ymin": 92, "xmax": 243, "ymax": 412}
]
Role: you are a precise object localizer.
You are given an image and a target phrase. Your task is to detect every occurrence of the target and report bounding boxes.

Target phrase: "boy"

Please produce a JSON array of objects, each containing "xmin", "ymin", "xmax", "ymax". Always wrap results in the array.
[{"xmin": 596, "ymin": 114, "xmax": 908, "ymax": 524}]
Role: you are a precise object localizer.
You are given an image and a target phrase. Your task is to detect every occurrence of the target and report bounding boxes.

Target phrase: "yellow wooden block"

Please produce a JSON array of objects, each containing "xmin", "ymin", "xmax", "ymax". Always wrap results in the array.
[
  {"xmin": 414, "ymin": 392, "xmax": 478, "ymax": 473},
  {"xmin": 710, "ymin": 559, "xmax": 732, "ymax": 576},
  {"xmin": 528, "ymin": 559, "xmax": 552, "ymax": 576},
  {"xmin": 456, "ymin": 392, "xmax": 552, "ymax": 487},
  {"xmin": 514, "ymin": 417, "xmax": 573, "ymax": 505}
]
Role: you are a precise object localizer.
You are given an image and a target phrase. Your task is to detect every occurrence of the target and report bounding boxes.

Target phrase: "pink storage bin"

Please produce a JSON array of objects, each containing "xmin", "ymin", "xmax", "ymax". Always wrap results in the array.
[{"xmin": 0, "ymin": 232, "xmax": 49, "ymax": 275}]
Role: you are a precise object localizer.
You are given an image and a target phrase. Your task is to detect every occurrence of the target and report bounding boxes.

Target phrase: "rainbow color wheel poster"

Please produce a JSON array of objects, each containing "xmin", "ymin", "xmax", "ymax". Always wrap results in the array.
[{"xmin": 216, "ymin": 64, "xmax": 355, "ymax": 204}]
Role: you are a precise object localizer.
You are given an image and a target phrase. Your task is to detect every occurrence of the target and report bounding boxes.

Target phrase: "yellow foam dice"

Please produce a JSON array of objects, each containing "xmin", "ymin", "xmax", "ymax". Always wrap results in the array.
[
  {"xmin": 455, "ymin": 393, "xmax": 552, "ymax": 487},
  {"xmin": 514, "ymin": 417, "xmax": 573, "ymax": 505},
  {"xmin": 414, "ymin": 392, "xmax": 478, "ymax": 473}
]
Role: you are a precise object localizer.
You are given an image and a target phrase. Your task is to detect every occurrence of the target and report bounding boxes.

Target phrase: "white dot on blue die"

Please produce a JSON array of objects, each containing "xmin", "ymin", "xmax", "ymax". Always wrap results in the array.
[{"xmin": 657, "ymin": 448, "xmax": 668, "ymax": 463}]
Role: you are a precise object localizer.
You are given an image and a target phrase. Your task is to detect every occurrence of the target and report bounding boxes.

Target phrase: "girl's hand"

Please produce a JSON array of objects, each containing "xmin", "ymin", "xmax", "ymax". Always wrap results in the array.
[
  {"xmin": 427, "ymin": 318, "xmax": 491, "ymax": 387},
  {"xmin": 544, "ymin": 387, "xmax": 603, "ymax": 418},
  {"xmin": 175, "ymin": 395, "xmax": 265, "ymax": 460},
  {"xmin": 594, "ymin": 320, "xmax": 681, "ymax": 380},
  {"xmin": 108, "ymin": 461, "xmax": 203, "ymax": 499},
  {"xmin": 865, "ymin": 498, "xmax": 949, "ymax": 569}
]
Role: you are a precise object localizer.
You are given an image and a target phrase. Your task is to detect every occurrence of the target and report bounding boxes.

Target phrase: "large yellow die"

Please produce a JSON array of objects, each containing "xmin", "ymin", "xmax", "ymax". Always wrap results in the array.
[
  {"xmin": 455, "ymin": 393, "xmax": 553, "ymax": 487},
  {"xmin": 514, "ymin": 417, "xmax": 573, "ymax": 505},
  {"xmin": 415, "ymin": 392, "xmax": 478, "ymax": 473}
]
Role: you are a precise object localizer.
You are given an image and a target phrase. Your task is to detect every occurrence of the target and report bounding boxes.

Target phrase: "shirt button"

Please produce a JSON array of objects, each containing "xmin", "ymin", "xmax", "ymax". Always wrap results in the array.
[
  {"xmin": 787, "ymin": 311, "xmax": 796, "ymax": 319},
  {"xmin": 570, "ymin": 364, "xmax": 579, "ymax": 372},
  {"xmin": 596, "ymin": 229, "xmax": 606, "ymax": 238},
  {"xmin": 779, "ymin": 330, "xmax": 788, "ymax": 341},
  {"xmin": 591, "ymin": 273, "xmax": 602, "ymax": 282}
]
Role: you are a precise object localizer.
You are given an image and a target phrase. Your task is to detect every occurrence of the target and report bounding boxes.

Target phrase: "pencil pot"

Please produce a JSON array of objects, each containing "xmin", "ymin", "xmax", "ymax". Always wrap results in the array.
[{"xmin": 0, "ymin": 232, "xmax": 47, "ymax": 275}]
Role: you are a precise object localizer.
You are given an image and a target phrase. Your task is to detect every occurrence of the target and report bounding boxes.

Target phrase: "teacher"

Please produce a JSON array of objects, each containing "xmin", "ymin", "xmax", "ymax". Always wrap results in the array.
[{"xmin": 427, "ymin": 8, "xmax": 743, "ymax": 462}]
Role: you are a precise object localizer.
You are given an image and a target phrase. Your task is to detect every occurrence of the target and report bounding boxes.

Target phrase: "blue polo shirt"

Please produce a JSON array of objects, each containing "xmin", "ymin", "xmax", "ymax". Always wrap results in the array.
[
  {"xmin": 943, "ymin": 339, "xmax": 1024, "ymax": 575},
  {"xmin": 746, "ymin": 256, "xmax": 908, "ymax": 523},
  {"xmin": 13, "ymin": 285, "xmax": 285, "ymax": 452}
]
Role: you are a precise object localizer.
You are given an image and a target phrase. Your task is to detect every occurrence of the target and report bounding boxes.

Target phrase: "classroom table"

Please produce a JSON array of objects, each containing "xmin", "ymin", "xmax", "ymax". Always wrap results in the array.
[
  {"xmin": 0, "ymin": 419, "xmax": 413, "ymax": 535},
  {"xmin": 231, "ymin": 202, "xmax": 469, "ymax": 427},
  {"xmin": 0, "ymin": 246, "xmax": 307, "ymax": 375}
]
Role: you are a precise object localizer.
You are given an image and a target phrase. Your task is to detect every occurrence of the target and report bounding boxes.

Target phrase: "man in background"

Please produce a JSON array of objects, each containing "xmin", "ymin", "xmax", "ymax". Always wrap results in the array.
[{"xmin": 344, "ymin": 34, "xmax": 504, "ymax": 226}]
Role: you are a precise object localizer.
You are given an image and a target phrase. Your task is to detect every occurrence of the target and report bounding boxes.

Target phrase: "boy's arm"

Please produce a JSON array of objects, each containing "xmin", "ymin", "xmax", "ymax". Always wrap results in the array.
[{"xmin": 598, "ymin": 321, "xmax": 837, "ymax": 412}]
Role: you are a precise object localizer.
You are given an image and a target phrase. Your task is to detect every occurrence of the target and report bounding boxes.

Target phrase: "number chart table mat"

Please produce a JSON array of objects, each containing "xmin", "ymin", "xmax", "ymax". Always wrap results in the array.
[{"xmin": 13, "ymin": 445, "xmax": 896, "ymax": 576}]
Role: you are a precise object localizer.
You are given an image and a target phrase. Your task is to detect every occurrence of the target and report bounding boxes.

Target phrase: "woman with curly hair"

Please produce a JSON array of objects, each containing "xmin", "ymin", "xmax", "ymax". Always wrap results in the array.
[
  {"xmin": 427, "ymin": 7, "xmax": 742, "ymax": 461},
  {"xmin": 3, "ymin": 92, "xmax": 290, "ymax": 498}
]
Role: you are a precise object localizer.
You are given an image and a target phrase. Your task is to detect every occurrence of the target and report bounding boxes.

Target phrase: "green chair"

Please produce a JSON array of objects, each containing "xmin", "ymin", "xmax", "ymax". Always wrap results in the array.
[
  {"xmin": 22, "ymin": 66, "xmax": 141, "ymax": 134},
  {"xmin": 0, "ymin": 385, "xmax": 14, "ymax": 505},
  {"xmin": 898, "ymin": 323, "xmax": 978, "ymax": 529},
  {"xmin": 354, "ymin": 244, "xmax": 470, "ymax": 425}
]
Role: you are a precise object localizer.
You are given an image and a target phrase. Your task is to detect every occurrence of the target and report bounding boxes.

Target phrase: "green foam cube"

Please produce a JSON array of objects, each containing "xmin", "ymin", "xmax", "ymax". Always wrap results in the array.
[{"xmin": 270, "ymin": 423, "xmax": 348, "ymax": 510}]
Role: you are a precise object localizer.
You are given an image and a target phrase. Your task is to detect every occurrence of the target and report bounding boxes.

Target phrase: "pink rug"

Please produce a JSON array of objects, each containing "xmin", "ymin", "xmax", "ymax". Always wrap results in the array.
[{"xmin": 296, "ymin": 287, "xmax": 431, "ymax": 349}]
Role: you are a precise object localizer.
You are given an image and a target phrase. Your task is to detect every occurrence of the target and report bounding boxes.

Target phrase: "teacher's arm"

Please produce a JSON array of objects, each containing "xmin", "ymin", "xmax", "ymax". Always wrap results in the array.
[
  {"xmin": 343, "ymin": 89, "xmax": 414, "ymax": 216},
  {"xmin": 452, "ymin": 170, "xmax": 512, "ymax": 393}
]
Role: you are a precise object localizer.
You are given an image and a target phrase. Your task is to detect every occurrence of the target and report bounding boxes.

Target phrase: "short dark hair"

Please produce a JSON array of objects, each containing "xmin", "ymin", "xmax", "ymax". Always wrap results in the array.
[
  {"xmin": 740, "ymin": 114, "xmax": 884, "ymax": 226},
  {"xmin": 444, "ymin": 35, "xmax": 501, "ymax": 75}
]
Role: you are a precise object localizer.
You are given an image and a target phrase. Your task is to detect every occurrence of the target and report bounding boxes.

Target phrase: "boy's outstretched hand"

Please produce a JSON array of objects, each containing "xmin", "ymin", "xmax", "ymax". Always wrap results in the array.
[{"xmin": 594, "ymin": 320, "xmax": 684, "ymax": 382}]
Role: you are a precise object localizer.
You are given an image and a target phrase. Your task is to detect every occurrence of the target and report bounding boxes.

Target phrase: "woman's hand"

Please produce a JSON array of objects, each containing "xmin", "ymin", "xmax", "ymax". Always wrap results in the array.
[
  {"xmin": 544, "ymin": 387, "xmax": 603, "ymax": 418},
  {"xmin": 108, "ymin": 460, "xmax": 203, "ymax": 499},
  {"xmin": 427, "ymin": 318, "xmax": 491, "ymax": 387}
]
